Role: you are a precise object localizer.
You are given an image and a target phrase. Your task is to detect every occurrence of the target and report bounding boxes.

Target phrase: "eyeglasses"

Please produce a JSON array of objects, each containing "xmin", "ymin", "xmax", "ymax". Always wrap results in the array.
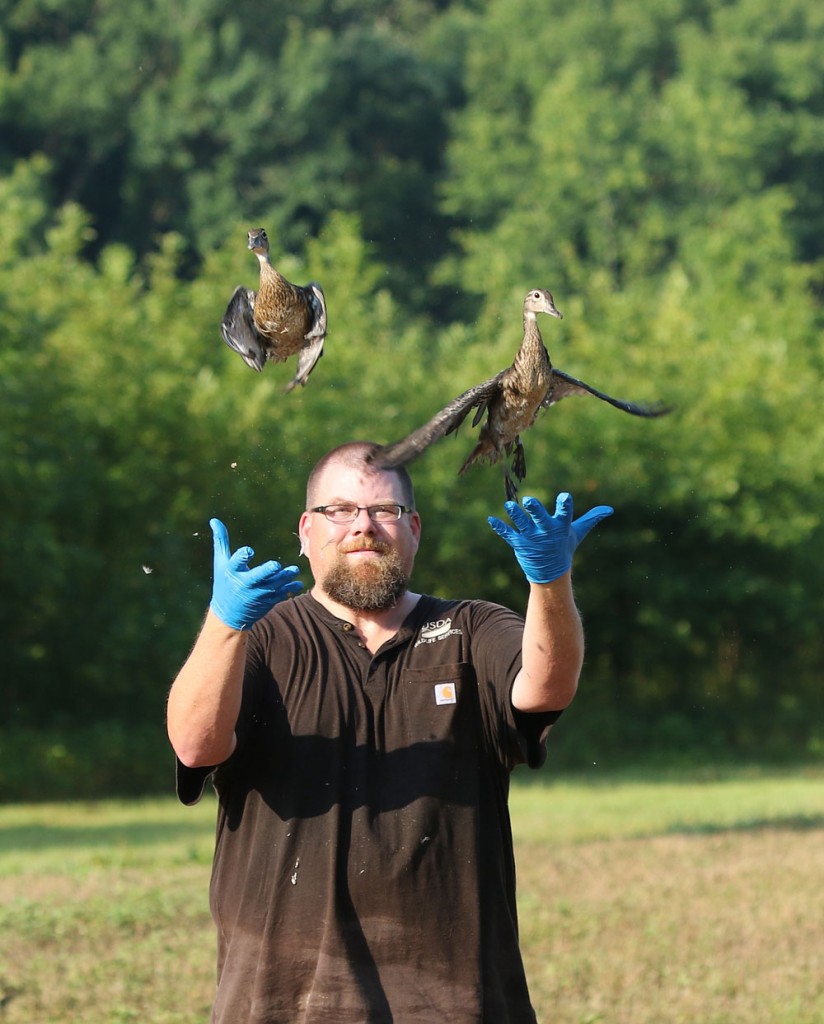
[{"xmin": 309, "ymin": 503, "xmax": 413, "ymax": 524}]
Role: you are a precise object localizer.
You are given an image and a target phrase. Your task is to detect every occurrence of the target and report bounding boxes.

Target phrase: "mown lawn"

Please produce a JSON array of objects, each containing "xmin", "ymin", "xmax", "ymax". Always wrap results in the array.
[{"xmin": 0, "ymin": 766, "xmax": 822, "ymax": 1023}]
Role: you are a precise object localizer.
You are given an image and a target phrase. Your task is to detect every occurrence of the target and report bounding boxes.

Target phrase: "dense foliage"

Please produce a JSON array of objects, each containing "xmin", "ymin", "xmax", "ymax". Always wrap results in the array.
[{"xmin": 1, "ymin": 0, "xmax": 822, "ymax": 795}]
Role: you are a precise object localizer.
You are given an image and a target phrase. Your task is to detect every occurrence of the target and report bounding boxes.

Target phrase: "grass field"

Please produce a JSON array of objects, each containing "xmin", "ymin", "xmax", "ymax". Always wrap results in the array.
[{"xmin": 1, "ymin": 766, "xmax": 822, "ymax": 1023}]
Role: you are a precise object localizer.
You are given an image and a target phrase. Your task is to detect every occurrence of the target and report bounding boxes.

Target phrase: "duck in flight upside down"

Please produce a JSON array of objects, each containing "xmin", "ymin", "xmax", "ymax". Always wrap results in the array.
[{"xmin": 370, "ymin": 288, "xmax": 672, "ymax": 500}]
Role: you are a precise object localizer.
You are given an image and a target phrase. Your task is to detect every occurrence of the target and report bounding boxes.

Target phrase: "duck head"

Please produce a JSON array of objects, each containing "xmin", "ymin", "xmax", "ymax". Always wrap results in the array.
[
  {"xmin": 247, "ymin": 228, "xmax": 271, "ymax": 255},
  {"xmin": 524, "ymin": 288, "xmax": 563, "ymax": 320}
]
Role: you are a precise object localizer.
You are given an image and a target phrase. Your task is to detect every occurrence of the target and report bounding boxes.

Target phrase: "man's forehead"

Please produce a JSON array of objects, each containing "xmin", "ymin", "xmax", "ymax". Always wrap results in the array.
[{"xmin": 313, "ymin": 463, "xmax": 402, "ymax": 501}]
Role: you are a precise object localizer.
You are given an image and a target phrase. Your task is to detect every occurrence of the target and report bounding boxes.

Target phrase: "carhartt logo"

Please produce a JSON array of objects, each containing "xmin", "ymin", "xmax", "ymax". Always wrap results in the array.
[
  {"xmin": 434, "ymin": 683, "xmax": 457, "ymax": 705},
  {"xmin": 415, "ymin": 618, "xmax": 462, "ymax": 647}
]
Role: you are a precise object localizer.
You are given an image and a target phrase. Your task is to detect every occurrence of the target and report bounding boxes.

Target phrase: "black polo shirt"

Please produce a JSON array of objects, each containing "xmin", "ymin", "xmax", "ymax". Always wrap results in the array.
[{"xmin": 177, "ymin": 592, "xmax": 560, "ymax": 1023}]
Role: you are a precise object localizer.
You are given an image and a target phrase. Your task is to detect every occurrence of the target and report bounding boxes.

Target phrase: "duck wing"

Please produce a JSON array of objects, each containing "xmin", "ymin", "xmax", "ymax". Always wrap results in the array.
[
  {"xmin": 543, "ymin": 368, "xmax": 673, "ymax": 417},
  {"xmin": 220, "ymin": 287, "xmax": 267, "ymax": 372},
  {"xmin": 303, "ymin": 282, "xmax": 328, "ymax": 342},
  {"xmin": 283, "ymin": 283, "xmax": 328, "ymax": 392},
  {"xmin": 372, "ymin": 371, "xmax": 506, "ymax": 469}
]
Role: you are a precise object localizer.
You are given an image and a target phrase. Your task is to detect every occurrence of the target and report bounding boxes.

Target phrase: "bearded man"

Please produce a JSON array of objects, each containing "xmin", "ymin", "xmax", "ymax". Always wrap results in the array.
[{"xmin": 167, "ymin": 440, "xmax": 612, "ymax": 1024}]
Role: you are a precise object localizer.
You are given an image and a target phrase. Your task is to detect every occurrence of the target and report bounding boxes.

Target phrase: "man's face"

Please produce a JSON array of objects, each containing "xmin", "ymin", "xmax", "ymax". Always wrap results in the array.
[{"xmin": 298, "ymin": 463, "xmax": 421, "ymax": 612}]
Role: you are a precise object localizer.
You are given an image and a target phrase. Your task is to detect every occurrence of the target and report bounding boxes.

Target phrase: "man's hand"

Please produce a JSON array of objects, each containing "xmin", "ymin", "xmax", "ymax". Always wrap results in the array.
[
  {"xmin": 488, "ymin": 493, "xmax": 613, "ymax": 583},
  {"xmin": 209, "ymin": 518, "xmax": 303, "ymax": 630}
]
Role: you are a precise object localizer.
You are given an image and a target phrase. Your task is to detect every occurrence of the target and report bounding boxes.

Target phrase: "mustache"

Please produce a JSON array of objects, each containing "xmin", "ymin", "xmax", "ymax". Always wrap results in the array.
[{"xmin": 338, "ymin": 539, "xmax": 391, "ymax": 554}]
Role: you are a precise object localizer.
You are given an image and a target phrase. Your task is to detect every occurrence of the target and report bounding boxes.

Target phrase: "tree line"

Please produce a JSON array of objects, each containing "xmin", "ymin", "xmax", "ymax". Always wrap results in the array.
[{"xmin": 1, "ymin": 0, "xmax": 822, "ymax": 795}]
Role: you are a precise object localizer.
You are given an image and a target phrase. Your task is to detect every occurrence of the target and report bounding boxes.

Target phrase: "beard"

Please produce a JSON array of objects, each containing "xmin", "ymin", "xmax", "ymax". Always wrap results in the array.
[{"xmin": 319, "ymin": 541, "xmax": 409, "ymax": 611}]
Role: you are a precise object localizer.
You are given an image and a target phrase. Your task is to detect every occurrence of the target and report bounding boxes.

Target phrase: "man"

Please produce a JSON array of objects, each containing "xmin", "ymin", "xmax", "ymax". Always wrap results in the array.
[{"xmin": 167, "ymin": 441, "xmax": 612, "ymax": 1023}]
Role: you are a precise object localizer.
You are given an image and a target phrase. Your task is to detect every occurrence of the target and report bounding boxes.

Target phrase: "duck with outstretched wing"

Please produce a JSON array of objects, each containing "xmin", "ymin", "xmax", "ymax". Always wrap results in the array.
[{"xmin": 370, "ymin": 289, "xmax": 672, "ymax": 500}]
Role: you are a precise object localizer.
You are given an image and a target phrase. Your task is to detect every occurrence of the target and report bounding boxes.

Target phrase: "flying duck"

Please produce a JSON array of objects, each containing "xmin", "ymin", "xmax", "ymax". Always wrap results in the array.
[
  {"xmin": 220, "ymin": 228, "xmax": 328, "ymax": 392},
  {"xmin": 370, "ymin": 288, "xmax": 671, "ymax": 500}
]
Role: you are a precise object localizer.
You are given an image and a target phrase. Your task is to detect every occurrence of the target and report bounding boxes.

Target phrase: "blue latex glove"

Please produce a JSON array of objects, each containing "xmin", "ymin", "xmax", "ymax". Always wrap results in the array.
[
  {"xmin": 488, "ymin": 493, "xmax": 614, "ymax": 584},
  {"xmin": 209, "ymin": 518, "xmax": 302, "ymax": 630}
]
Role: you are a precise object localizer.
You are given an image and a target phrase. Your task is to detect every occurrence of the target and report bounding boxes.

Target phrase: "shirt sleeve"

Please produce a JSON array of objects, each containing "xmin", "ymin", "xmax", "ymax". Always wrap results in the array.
[
  {"xmin": 464, "ymin": 600, "xmax": 562, "ymax": 771},
  {"xmin": 175, "ymin": 757, "xmax": 215, "ymax": 805}
]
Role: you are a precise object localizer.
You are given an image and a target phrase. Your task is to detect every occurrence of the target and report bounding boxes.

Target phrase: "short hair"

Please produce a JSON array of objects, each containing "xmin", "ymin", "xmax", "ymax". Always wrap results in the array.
[{"xmin": 305, "ymin": 441, "xmax": 415, "ymax": 510}]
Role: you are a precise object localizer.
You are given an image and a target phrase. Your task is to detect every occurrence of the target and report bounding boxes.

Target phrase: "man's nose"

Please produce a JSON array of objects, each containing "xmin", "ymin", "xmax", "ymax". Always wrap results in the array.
[{"xmin": 351, "ymin": 507, "xmax": 375, "ymax": 529}]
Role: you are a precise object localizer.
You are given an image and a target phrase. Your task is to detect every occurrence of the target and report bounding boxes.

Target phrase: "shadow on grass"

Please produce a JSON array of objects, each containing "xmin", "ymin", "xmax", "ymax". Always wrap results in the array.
[
  {"xmin": 513, "ymin": 760, "xmax": 824, "ymax": 787},
  {"xmin": 662, "ymin": 813, "xmax": 824, "ymax": 837},
  {"xmin": 0, "ymin": 819, "xmax": 216, "ymax": 853}
]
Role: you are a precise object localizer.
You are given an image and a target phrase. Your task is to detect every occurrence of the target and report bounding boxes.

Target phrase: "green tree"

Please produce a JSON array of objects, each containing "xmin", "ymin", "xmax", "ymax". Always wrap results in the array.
[
  {"xmin": 433, "ymin": 0, "xmax": 824, "ymax": 758},
  {"xmin": 0, "ymin": 0, "xmax": 472, "ymax": 305},
  {"xmin": 0, "ymin": 180, "xmax": 444, "ymax": 729}
]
